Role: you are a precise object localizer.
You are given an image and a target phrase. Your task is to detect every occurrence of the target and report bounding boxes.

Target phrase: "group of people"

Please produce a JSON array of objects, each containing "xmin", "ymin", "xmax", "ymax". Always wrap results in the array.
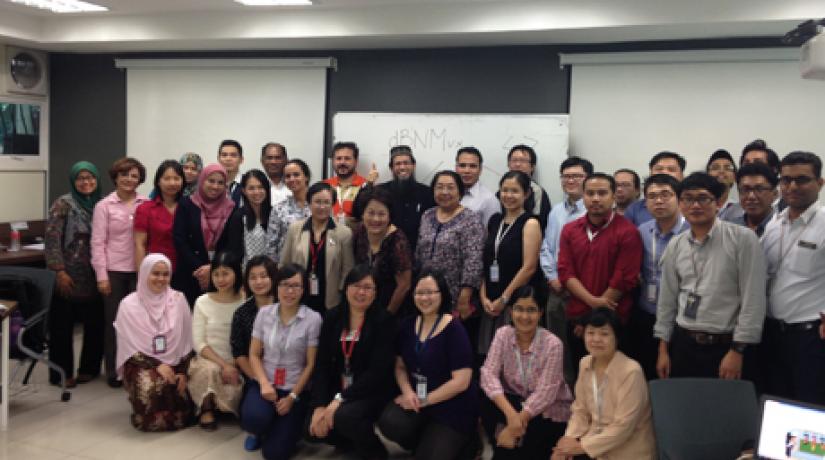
[{"xmin": 42, "ymin": 136, "xmax": 825, "ymax": 459}]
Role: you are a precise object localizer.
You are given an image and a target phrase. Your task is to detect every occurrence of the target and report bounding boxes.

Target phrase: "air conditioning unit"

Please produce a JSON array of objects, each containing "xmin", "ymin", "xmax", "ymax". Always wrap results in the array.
[
  {"xmin": 801, "ymin": 31, "xmax": 825, "ymax": 80},
  {"xmin": 2, "ymin": 46, "xmax": 49, "ymax": 97}
]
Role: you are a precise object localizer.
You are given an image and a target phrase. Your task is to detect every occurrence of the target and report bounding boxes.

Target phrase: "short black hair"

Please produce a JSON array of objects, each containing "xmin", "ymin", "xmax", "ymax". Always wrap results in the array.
[
  {"xmin": 677, "ymin": 172, "xmax": 725, "ymax": 200},
  {"xmin": 508, "ymin": 144, "xmax": 537, "ymax": 166},
  {"xmin": 307, "ymin": 181, "xmax": 337, "ymax": 205},
  {"xmin": 261, "ymin": 142, "xmax": 287, "ymax": 158},
  {"xmin": 582, "ymin": 307, "xmax": 622, "ymax": 342},
  {"xmin": 560, "ymin": 156, "xmax": 594, "ymax": 175},
  {"xmin": 332, "ymin": 141, "xmax": 359, "ymax": 160},
  {"xmin": 706, "ymin": 149, "xmax": 737, "ymax": 173},
  {"xmin": 643, "ymin": 173, "xmax": 680, "ymax": 195},
  {"xmin": 649, "ymin": 151, "xmax": 686, "ymax": 172},
  {"xmin": 219, "ymin": 139, "xmax": 243, "ymax": 157},
  {"xmin": 152, "ymin": 159, "xmax": 185, "ymax": 201},
  {"xmin": 208, "ymin": 251, "xmax": 244, "ymax": 294},
  {"xmin": 456, "ymin": 146, "xmax": 483, "ymax": 164},
  {"xmin": 243, "ymin": 255, "xmax": 278, "ymax": 299},
  {"xmin": 353, "ymin": 185, "xmax": 394, "ymax": 221},
  {"xmin": 507, "ymin": 284, "xmax": 547, "ymax": 312},
  {"xmin": 741, "ymin": 139, "xmax": 780, "ymax": 173},
  {"xmin": 413, "ymin": 269, "xmax": 453, "ymax": 315},
  {"xmin": 275, "ymin": 263, "xmax": 306, "ymax": 292},
  {"xmin": 583, "ymin": 172, "xmax": 616, "ymax": 193},
  {"xmin": 430, "ymin": 170, "xmax": 466, "ymax": 198},
  {"xmin": 736, "ymin": 162, "xmax": 779, "ymax": 188},
  {"xmin": 613, "ymin": 168, "xmax": 641, "ymax": 191},
  {"xmin": 781, "ymin": 151, "xmax": 823, "ymax": 178}
]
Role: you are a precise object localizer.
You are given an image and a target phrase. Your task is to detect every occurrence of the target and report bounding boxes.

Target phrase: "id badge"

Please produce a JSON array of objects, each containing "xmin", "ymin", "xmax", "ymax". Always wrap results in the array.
[
  {"xmin": 684, "ymin": 292, "xmax": 701, "ymax": 319},
  {"xmin": 309, "ymin": 273, "xmax": 320, "ymax": 296},
  {"xmin": 274, "ymin": 367, "xmax": 286, "ymax": 386},
  {"xmin": 153, "ymin": 335, "xmax": 167, "ymax": 354},
  {"xmin": 489, "ymin": 262, "xmax": 500, "ymax": 283},
  {"xmin": 646, "ymin": 283, "xmax": 658, "ymax": 303},
  {"xmin": 414, "ymin": 373, "xmax": 428, "ymax": 401},
  {"xmin": 337, "ymin": 211, "xmax": 347, "ymax": 226},
  {"xmin": 341, "ymin": 369, "xmax": 354, "ymax": 390}
]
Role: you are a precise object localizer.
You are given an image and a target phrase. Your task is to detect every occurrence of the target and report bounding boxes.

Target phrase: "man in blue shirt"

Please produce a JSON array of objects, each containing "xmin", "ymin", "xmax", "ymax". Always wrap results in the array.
[
  {"xmin": 629, "ymin": 174, "xmax": 689, "ymax": 379},
  {"xmin": 539, "ymin": 155, "xmax": 592, "ymax": 382},
  {"xmin": 625, "ymin": 151, "xmax": 686, "ymax": 227}
]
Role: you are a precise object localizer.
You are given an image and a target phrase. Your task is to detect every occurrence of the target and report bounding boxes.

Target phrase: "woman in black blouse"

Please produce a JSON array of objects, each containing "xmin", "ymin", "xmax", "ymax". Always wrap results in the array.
[{"xmin": 306, "ymin": 264, "xmax": 397, "ymax": 459}]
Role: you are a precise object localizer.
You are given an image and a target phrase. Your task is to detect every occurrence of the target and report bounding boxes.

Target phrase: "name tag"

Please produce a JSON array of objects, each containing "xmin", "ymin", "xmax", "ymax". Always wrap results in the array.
[
  {"xmin": 153, "ymin": 335, "xmax": 167, "ymax": 354},
  {"xmin": 274, "ymin": 367, "xmax": 286, "ymax": 386},
  {"xmin": 413, "ymin": 373, "xmax": 428, "ymax": 401},
  {"xmin": 798, "ymin": 240, "xmax": 817, "ymax": 250},
  {"xmin": 341, "ymin": 370, "xmax": 354, "ymax": 390}
]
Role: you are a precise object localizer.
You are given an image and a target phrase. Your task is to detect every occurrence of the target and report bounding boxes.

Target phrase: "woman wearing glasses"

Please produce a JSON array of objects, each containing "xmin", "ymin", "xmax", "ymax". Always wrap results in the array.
[
  {"xmin": 480, "ymin": 285, "xmax": 572, "ymax": 460},
  {"xmin": 306, "ymin": 265, "xmax": 397, "ymax": 460},
  {"xmin": 241, "ymin": 264, "xmax": 322, "ymax": 459},
  {"xmin": 378, "ymin": 270, "xmax": 480, "ymax": 460},
  {"xmin": 279, "ymin": 182, "xmax": 354, "ymax": 315}
]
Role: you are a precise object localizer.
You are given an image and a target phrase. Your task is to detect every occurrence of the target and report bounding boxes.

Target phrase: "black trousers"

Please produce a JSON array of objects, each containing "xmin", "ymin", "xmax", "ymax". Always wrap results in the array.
[
  {"xmin": 378, "ymin": 402, "xmax": 478, "ymax": 460},
  {"xmin": 479, "ymin": 393, "xmax": 566, "ymax": 460},
  {"xmin": 626, "ymin": 307, "xmax": 658, "ymax": 381},
  {"xmin": 304, "ymin": 396, "xmax": 388, "ymax": 459},
  {"xmin": 669, "ymin": 326, "xmax": 756, "ymax": 380},
  {"xmin": 48, "ymin": 294, "xmax": 104, "ymax": 382},
  {"xmin": 761, "ymin": 318, "xmax": 825, "ymax": 405},
  {"xmin": 103, "ymin": 271, "xmax": 136, "ymax": 379},
  {"xmin": 565, "ymin": 320, "xmax": 588, "ymax": 382}
]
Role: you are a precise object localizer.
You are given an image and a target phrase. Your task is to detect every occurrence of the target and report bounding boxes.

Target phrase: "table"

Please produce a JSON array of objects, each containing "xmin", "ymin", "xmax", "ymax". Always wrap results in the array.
[
  {"xmin": 0, "ymin": 299, "xmax": 18, "ymax": 431},
  {"xmin": 0, "ymin": 249, "xmax": 45, "ymax": 266}
]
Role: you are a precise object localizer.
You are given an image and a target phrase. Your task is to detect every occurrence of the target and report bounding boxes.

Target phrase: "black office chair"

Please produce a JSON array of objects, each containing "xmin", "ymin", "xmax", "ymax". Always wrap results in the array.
[
  {"xmin": 0, "ymin": 266, "xmax": 70, "ymax": 401},
  {"xmin": 649, "ymin": 378, "xmax": 758, "ymax": 460}
]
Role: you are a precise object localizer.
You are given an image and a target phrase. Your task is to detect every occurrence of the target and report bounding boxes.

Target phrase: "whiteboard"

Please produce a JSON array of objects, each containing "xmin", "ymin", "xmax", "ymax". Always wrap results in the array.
[
  {"xmin": 0, "ymin": 170, "xmax": 46, "ymax": 222},
  {"xmin": 332, "ymin": 113, "xmax": 570, "ymax": 204}
]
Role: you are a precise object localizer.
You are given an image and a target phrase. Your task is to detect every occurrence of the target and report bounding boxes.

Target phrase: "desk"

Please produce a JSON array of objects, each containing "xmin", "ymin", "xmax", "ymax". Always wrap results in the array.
[
  {"xmin": 0, "ymin": 299, "xmax": 18, "ymax": 431},
  {"xmin": 0, "ymin": 249, "xmax": 45, "ymax": 266}
]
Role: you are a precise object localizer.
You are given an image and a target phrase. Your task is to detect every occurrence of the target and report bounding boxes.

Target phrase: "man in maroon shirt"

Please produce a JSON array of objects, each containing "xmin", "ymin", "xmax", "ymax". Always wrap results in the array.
[{"xmin": 557, "ymin": 173, "xmax": 643, "ymax": 377}]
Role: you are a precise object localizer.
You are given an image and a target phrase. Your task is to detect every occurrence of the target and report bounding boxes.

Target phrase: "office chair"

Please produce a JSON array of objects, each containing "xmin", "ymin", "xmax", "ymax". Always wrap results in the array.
[
  {"xmin": 0, "ymin": 266, "xmax": 70, "ymax": 401},
  {"xmin": 649, "ymin": 378, "xmax": 758, "ymax": 460}
]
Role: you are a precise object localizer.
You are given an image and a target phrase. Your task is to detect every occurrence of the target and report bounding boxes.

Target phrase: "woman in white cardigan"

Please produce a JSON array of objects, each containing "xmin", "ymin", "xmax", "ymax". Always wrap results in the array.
[{"xmin": 279, "ymin": 182, "xmax": 354, "ymax": 315}]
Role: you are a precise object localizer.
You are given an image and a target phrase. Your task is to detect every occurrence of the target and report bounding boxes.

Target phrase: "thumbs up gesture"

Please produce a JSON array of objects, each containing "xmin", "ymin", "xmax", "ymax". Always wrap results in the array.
[{"xmin": 367, "ymin": 162, "xmax": 379, "ymax": 184}]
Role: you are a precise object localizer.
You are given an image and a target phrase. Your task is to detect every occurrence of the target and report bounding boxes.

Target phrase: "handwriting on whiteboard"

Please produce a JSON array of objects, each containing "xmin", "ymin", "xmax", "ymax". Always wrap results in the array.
[{"xmin": 388, "ymin": 128, "xmax": 463, "ymax": 151}]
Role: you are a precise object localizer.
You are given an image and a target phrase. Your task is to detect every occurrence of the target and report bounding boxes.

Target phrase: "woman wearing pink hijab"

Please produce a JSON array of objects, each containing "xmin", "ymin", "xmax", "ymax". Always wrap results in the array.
[
  {"xmin": 173, "ymin": 163, "xmax": 236, "ymax": 306},
  {"xmin": 115, "ymin": 253, "xmax": 194, "ymax": 431}
]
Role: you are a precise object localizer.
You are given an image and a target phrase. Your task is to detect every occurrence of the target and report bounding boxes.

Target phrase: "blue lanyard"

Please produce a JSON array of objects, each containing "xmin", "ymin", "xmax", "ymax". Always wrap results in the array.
[{"xmin": 414, "ymin": 314, "xmax": 442, "ymax": 373}]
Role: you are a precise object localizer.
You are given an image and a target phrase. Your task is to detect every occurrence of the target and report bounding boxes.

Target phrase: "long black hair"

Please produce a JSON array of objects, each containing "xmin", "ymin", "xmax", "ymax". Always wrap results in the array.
[
  {"xmin": 240, "ymin": 169, "xmax": 272, "ymax": 231},
  {"xmin": 412, "ymin": 269, "xmax": 453, "ymax": 316}
]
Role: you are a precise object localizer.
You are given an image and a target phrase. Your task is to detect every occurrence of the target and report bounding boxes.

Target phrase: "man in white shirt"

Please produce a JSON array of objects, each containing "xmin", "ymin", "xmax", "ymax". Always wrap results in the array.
[
  {"xmin": 761, "ymin": 150, "xmax": 825, "ymax": 405},
  {"xmin": 261, "ymin": 142, "xmax": 291, "ymax": 205},
  {"xmin": 456, "ymin": 146, "xmax": 498, "ymax": 227}
]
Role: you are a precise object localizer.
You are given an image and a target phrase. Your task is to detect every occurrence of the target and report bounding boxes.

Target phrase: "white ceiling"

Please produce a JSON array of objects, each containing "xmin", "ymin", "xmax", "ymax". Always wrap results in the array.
[{"xmin": 0, "ymin": 0, "xmax": 823, "ymax": 52}]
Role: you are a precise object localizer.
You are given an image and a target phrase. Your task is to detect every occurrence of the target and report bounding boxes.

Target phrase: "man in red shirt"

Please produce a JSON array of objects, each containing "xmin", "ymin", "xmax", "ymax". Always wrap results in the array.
[
  {"xmin": 324, "ymin": 142, "xmax": 375, "ymax": 227},
  {"xmin": 557, "ymin": 173, "xmax": 643, "ymax": 377}
]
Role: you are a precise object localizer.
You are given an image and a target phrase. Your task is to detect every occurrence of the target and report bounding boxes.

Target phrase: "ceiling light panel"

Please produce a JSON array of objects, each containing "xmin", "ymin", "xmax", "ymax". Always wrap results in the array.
[
  {"xmin": 7, "ymin": 0, "xmax": 107, "ymax": 13},
  {"xmin": 234, "ymin": 0, "xmax": 312, "ymax": 5}
]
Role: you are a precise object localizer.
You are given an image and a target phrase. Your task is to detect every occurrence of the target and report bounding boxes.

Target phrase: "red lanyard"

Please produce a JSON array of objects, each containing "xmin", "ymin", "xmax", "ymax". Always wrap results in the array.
[
  {"xmin": 340, "ymin": 320, "xmax": 364, "ymax": 367},
  {"xmin": 309, "ymin": 232, "xmax": 326, "ymax": 272}
]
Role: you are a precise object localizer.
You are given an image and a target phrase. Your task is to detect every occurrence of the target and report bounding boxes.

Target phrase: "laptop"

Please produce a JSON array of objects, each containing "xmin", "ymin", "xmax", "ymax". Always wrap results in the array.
[{"xmin": 756, "ymin": 395, "xmax": 825, "ymax": 460}]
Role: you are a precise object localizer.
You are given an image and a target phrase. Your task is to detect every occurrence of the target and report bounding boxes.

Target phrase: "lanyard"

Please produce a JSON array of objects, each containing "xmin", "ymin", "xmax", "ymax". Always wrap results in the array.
[
  {"xmin": 494, "ymin": 214, "xmax": 521, "ymax": 261},
  {"xmin": 267, "ymin": 305, "xmax": 296, "ymax": 362},
  {"xmin": 309, "ymin": 231, "xmax": 327, "ymax": 272},
  {"xmin": 513, "ymin": 332, "xmax": 538, "ymax": 397},
  {"xmin": 340, "ymin": 319, "xmax": 364, "ymax": 368},
  {"xmin": 649, "ymin": 216, "xmax": 684, "ymax": 281},
  {"xmin": 585, "ymin": 212, "xmax": 615, "ymax": 242},
  {"xmin": 414, "ymin": 314, "xmax": 442, "ymax": 372}
]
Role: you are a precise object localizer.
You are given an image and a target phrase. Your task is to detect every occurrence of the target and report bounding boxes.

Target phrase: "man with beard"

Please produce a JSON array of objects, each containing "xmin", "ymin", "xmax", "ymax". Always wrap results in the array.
[
  {"xmin": 323, "ymin": 142, "xmax": 372, "ymax": 227},
  {"xmin": 375, "ymin": 145, "xmax": 435, "ymax": 250},
  {"xmin": 261, "ymin": 142, "xmax": 291, "ymax": 205}
]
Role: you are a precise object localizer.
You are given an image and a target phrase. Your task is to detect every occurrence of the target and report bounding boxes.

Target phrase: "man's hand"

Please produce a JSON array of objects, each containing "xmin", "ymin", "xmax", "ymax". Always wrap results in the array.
[
  {"xmin": 719, "ymin": 349, "xmax": 743, "ymax": 380},
  {"xmin": 656, "ymin": 342, "xmax": 671, "ymax": 379}
]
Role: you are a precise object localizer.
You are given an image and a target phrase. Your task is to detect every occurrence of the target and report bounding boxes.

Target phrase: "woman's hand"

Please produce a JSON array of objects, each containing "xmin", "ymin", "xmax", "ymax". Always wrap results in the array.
[
  {"xmin": 260, "ymin": 382, "xmax": 278, "ymax": 402},
  {"xmin": 275, "ymin": 395, "xmax": 294, "ymax": 415},
  {"xmin": 322, "ymin": 399, "xmax": 342, "ymax": 431},
  {"xmin": 554, "ymin": 436, "xmax": 585, "ymax": 456},
  {"xmin": 97, "ymin": 280, "xmax": 112, "ymax": 297},
  {"xmin": 395, "ymin": 390, "xmax": 421, "ymax": 413},
  {"xmin": 496, "ymin": 425, "xmax": 519, "ymax": 449},
  {"xmin": 221, "ymin": 364, "xmax": 240, "ymax": 385},
  {"xmin": 156, "ymin": 364, "xmax": 175, "ymax": 384},
  {"xmin": 56, "ymin": 271, "xmax": 75, "ymax": 298},
  {"xmin": 193, "ymin": 265, "xmax": 210, "ymax": 290},
  {"xmin": 175, "ymin": 374, "xmax": 187, "ymax": 396},
  {"xmin": 309, "ymin": 407, "xmax": 329, "ymax": 438}
]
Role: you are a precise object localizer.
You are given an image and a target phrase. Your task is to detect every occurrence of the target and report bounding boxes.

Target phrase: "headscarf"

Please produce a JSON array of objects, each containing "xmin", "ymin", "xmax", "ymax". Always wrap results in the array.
[
  {"xmin": 180, "ymin": 152, "xmax": 203, "ymax": 197},
  {"xmin": 69, "ymin": 161, "xmax": 102, "ymax": 214},
  {"xmin": 113, "ymin": 254, "xmax": 193, "ymax": 378},
  {"xmin": 190, "ymin": 163, "xmax": 235, "ymax": 249}
]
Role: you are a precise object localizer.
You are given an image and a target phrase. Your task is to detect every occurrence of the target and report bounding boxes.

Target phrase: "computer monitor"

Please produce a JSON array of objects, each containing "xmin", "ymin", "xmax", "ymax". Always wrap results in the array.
[{"xmin": 756, "ymin": 396, "xmax": 825, "ymax": 460}]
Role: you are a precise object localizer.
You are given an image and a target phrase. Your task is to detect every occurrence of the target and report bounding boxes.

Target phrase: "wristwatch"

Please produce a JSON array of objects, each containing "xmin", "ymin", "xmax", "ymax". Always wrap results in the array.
[
  {"xmin": 334, "ymin": 392, "xmax": 345, "ymax": 403},
  {"xmin": 289, "ymin": 392, "xmax": 299, "ymax": 401},
  {"xmin": 730, "ymin": 342, "xmax": 748, "ymax": 354}
]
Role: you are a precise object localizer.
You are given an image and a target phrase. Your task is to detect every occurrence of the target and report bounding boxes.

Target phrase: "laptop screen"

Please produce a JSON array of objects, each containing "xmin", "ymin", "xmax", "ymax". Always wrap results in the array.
[{"xmin": 757, "ymin": 397, "xmax": 825, "ymax": 460}]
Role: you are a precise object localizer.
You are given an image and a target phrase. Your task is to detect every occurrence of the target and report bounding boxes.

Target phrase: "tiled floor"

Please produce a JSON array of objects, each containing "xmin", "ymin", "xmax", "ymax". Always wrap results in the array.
[{"xmin": 2, "ymin": 335, "xmax": 493, "ymax": 460}]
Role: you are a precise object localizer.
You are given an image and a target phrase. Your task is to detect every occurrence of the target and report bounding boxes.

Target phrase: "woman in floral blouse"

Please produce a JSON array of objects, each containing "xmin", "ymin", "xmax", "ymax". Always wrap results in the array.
[
  {"xmin": 45, "ymin": 161, "xmax": 105, "ymax": 387},
  {"xmin": 267, "ymin": 159, "xmax": 312, "ymax": 263}
]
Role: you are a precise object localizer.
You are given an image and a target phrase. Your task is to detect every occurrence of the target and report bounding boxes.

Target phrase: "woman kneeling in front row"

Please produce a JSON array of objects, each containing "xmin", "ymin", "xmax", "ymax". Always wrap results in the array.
[
  {"xmin": 378, "ymin": 269, "xmax": 481, "ymax": 460},
  {"xmin": 480, "ymin": 285, "xmax": 573, "ymax": 460},
  {"xmin": 241, "ymin": 264, "xmax": 322, "ymax": 460}
]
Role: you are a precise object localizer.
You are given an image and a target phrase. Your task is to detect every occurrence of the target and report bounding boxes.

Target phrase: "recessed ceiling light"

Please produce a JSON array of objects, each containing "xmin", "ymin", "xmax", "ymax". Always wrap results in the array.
[
  {"xmin": 234, "ymin": 0, "xmax": 312, "ymax": 5},
  {"xmin": 7, "ymin": 0, "xmax": 107, "ymax": 13}
]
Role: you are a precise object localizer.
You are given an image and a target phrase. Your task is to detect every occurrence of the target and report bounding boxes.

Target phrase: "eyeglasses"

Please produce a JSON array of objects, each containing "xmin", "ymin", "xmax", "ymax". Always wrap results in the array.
[
  {"xmin": 413, "ymin": 290, "xmax": 440, "ymax": 297},
  {"xmin": 278, "ymin": 282, "xmax": 303, "ymax": 291},
  {"xmin": 709, "ymin": 164, "xmax": 736, "ymax": 172},
  {"xmin": 512, "ymin": 306, "xmax": 540, "ymax": 315},
  {"xmin": 779, "ymin": 175, "xmax": 816, "ymax": 186},
  {"xmin": 647, "ymin": 191, "xmax": 675, "ymax": 201},
  {"xmin": 75, "ymin": 175, "xmax": 96, "ymax": 182},
  {"xmin": 679, "ymin": 195, "xmax": 715, "ymax": 206},
  {"xmin": 350, "ymin": 283, "xmax": 376, "ymax": 292},
  {"xmin": 560, "ymin": 174, "xmax": 586, "ymax": 182},
  {"xmin": 739, "ymin": 185, "xmax": 774, "ymax": 196}
]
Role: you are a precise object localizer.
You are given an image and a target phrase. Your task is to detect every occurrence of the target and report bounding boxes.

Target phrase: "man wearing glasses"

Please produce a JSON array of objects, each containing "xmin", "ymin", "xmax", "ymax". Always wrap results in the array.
[
  {"xmin": 613, "ymin": 169, "xmax": 641, "ymax": 215},
  {"xmin": 729, "ymin": 162, "xmax": 778, "ymax": 237},
  {"xmin": 507, "ymin": 144, "xmax": 552, "ymax": 230},
  {"xmin": 624, "ymin": 151, "xmax": 686, "ymax": 227},
  {"xmin": 761, "ymin": 151, "xmax": 825, "ymax": 405},
  {"xmin": 654, "ymin": 172, "xmax": 766, "ymax": 380}
]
